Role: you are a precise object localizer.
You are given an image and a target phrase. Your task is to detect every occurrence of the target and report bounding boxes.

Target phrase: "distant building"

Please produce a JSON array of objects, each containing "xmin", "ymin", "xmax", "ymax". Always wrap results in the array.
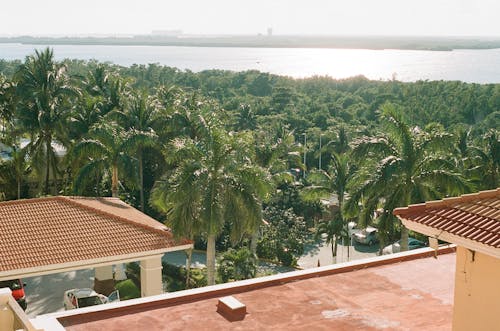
[{"xmin": 267, "ymin": 27, "xmax": 273, "ymax": 37}]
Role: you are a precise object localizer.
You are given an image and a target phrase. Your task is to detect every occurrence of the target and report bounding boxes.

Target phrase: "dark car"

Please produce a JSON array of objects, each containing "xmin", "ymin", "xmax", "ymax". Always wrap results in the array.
[{"xmin": 0, "ymin": 279, "xmax": 27, "ymax": 310}]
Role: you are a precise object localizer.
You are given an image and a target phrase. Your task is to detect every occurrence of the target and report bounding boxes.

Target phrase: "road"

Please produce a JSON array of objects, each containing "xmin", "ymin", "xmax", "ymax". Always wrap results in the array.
[
  {"xmin": 298, "ymin": 237, "xmax": 379, "ymax": 269},
  {"xmin": 24, "ymin": 269, "xmax": 94, "ymax": 317}
]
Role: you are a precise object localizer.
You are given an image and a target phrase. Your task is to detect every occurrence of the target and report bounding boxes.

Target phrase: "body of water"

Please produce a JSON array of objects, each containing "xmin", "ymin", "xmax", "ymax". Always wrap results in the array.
[{"xmin": 1, "ymin": 43, "xmax": 500, "ymax": 83}]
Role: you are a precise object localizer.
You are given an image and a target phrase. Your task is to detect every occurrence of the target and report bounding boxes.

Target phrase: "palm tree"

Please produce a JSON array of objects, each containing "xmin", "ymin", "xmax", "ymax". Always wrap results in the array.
[
  {"xmin": 326, "ymin": 125, "xmax": 350, "ymax": 155},
  {"xmin": 314, "ymin": 216, "xmax": 343, "ymax": 261},
  {"xmin": 72, "ymin": 122, "xmax": 136, "ymax": 197},
  {"xmin": 303, "ymin": 152, "xmax": 353, "ymax": 259},
  {"xmin": 0, "ymin": 75, "xmax": 17, "ymax": 140},
  {"xmin": 15, "ymin": 48, "xmax": 79, "ymax": 195},
  {"xmin": 0, "ymin": 145, "xmax": 30, "ymax": 200},
  {"xmin": 110, "ymin": 91, "xmax": 163, "ymax": 211},
  {"xmin": 469, "ymin": 130, "xmax": 499, "ymax": 189},
  {"xmin": 9, "ymin": 146, "xmax": 30, "ymax": 199},
  {"xmin": 250, "ymin": 124, "xmax": 302, "ymax": 254},
  {"xmin": 68, "ymin": 95, "xmax": 104, "ymax": 141},
  {"xmin": 151, "ymin": 115, "xmax": 271, "ymax": 285},
  {"xmin": 235, "ymin": 103, "xmax": 257, "ymax": 131},
  {"xmin": 348, "ymin": 103, "xmax": 470, "ymax": 251}
]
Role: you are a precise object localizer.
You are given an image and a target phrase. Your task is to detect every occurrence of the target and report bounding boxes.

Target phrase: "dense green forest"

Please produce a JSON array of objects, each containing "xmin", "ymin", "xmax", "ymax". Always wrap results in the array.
[{"xmin": 0, "ymin": 49, "xmax": 498, "ymax": 284}]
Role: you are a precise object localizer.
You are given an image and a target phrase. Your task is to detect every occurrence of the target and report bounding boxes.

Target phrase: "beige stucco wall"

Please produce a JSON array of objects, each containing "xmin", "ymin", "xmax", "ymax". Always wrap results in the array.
[
  {"xmin": 452, "ymin": 246, "xmax": 500, "ymax": 331},
  {"xmin": 140, "ymin": 255, "xmax": 164, "ymax": 297}
]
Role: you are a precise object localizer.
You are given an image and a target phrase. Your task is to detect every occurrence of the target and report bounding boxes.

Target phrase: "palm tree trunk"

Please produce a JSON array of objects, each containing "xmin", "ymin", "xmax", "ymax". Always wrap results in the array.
[
  {"xmin": 378, "ymin": 235, "xmax": 385, "ymax": 255},
  {"xmin": 400, "ymin": 190, "xmax": 410, "ymax": 251},
  {"xmin": 250, "ymin": 228, "xmax": 259, "ymax": 257},
  {"xmin": 17, "ymin": 176, "xmax": 21, "ymax": 200},
  {"xmin": 400, "ymin": 225, "xmax": 409, "ymax": 251},
  {"xmin": 206, "ymin": 233, "xmax": 216, "ymax": 286},
  {"xmin": 111, "ymin": 165, "xmax": 119, "ymax": 198},
  {"xmin": 333, "ymin": 236, "xmax": 338, "ymax": 258},
  {"xmin": 138, "ymin": 148, "xmax": 144, "ymax": 211},
  {"xmin": 44, "ymin": 140, "xmax": 50, "ymax": 195},
  {"xmin": 185, "ymin": 248, "xmax": 193, "ymax": 289}
]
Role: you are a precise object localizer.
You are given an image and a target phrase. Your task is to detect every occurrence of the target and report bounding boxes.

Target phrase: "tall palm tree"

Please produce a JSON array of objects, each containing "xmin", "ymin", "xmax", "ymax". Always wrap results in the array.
[
  {"xmin": 250, "ymin": 124, "xmax": 302, "ymax": 254},
  {"xmin": 303, "ymin": 152, "xmax": 353, "ymax": 259},
  {"xmin": 110, "ymin": 91, "xmax": 163, "ymax": 211},
  {"xmin": 72, "ymin": 122, "xmax": 136, "ymax": 197},
  {"xmin": 15, "ymin": 48, "xmax": 79, "ymax": 195},
  {"xmin": 348, "ymin": 103, "xmax": 470, "ymax": 251},
  {"xmin": 152, "ymin": 116, "xmax": 271, "ymax": 285}
]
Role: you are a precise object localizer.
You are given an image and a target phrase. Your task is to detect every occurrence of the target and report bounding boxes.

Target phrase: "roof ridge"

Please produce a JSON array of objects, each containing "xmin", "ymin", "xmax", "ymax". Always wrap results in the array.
[
  {"xmin": 58, "ymin": 196, "xmax": 176, "ymax": 239},
  {"xmin": 394, "ymin": 188, "xmax": 500, "ymax": 216},
  {"xmin": 0, "ymin": 196, "xmax": 65, "ymax": 207}
]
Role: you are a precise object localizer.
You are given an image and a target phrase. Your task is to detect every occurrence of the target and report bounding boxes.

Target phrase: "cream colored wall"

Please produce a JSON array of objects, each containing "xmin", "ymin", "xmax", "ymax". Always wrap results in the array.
[
  {"xmin": 140, "ymin": 255, "xmax": 164, "ymax": 297},
  {"xmin": 0, "ymin": 288, "xmax": 43, "ymax": 331},
  {"xmin": 452, "ymin": 246, "xmax": 500, "ymax": 331}
]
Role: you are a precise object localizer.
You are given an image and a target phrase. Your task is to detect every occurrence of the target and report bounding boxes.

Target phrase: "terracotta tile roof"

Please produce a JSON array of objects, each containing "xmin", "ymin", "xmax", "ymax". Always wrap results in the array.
[
  {"xmin": 0, "ymin": 196, "xmax": 191, "ymax": 273},
  {"xmin": 393, "ymin": 188, "xmax": 500, "ymax": 250}
]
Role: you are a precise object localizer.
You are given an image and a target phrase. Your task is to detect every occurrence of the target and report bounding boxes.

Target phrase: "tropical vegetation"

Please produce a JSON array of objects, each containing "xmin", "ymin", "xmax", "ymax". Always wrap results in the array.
[{"xmin": 0, "ymin": 48, "xmax": 498, "ymax": 284}]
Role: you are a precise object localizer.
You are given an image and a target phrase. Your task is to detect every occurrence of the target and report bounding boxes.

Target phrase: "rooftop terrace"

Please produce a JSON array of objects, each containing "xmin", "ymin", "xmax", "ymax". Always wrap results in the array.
[{"xmin": 45, "ymin": 247, "xmax": 455, "ymax": 331}]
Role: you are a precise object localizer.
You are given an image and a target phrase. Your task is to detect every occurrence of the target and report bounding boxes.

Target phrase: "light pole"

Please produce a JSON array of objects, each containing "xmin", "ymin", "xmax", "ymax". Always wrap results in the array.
[{"xmin": 303, "ymin": 132, "xmax": 307, "ymax": 178}]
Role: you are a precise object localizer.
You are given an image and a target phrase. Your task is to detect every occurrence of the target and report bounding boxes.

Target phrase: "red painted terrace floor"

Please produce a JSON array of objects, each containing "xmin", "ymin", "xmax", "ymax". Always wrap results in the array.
[{"xmin": 60, "ymin": 251, "xmax": 455, "ymax": 331}]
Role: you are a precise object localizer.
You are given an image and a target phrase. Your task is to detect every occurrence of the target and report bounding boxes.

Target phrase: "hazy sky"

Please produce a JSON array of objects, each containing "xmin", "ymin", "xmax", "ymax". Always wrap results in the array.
[{"xmin": 1, "ymin": 0, "xmax": 499, "ymax": 36}]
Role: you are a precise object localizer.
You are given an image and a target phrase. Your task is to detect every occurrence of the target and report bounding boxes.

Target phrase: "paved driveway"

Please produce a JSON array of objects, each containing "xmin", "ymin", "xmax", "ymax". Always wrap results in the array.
[
  {"xmin": 298, "ymin": 238, "xmax": 379, "ymax": 269},
  {"xmin": 24, "ymin": 269, "xmax": 94, "ymax": 317}
]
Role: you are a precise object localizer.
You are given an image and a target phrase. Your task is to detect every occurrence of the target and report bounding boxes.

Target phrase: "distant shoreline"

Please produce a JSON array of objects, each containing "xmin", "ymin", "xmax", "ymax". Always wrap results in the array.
[{"xmin": 2, "ymin": 35, "xmax": 500, "ymax": 51}]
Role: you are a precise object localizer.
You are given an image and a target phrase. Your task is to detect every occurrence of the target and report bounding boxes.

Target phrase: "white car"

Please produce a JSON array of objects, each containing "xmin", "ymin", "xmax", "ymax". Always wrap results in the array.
[
  {"xmin": 347, "ymin": 221, "xmax": 359, "ymax": 238},
  {"xmin": 64, "ymin": 288, "xmax": 120, "ymax": 310},
  {"xmin": 353, "ymin": 226, "xmax": 378, "ymax": 245}
]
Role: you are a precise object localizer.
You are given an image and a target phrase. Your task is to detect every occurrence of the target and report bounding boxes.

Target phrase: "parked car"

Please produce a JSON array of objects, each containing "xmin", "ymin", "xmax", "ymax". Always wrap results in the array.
[
  {"xmin": 64, "ymin": 288, "xmax": 120, "ymax": 310},
  {"xmin": 382, "ymin": 237, "xmax": 427, "ymax": 255},
  {"xmin": 0, "ymin": 279, "xmax": 27, "ymax": 310},
  {"xmin": 353, "ymin": 226, "xmax": 378, "ymax": 245},
  {"xmin": 347, "ymin": 221, "xmax": 359, "ymax": 238}
]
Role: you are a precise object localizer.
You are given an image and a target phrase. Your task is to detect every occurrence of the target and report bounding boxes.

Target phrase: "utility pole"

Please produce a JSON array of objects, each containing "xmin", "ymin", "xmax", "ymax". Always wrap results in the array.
[{"xmin": 303, "ymin": 132, "xmax": 307, "ymax": 178}]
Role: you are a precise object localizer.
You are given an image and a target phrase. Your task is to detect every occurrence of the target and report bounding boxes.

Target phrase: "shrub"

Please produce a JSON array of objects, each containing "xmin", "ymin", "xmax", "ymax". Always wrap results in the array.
[
  {"xmin": 217, "ymin": 247, "xmax": 257, "ymax": 283},
  {"xmin": 115, "ymin": 279, "xmax": 140, "ymax": 300}
]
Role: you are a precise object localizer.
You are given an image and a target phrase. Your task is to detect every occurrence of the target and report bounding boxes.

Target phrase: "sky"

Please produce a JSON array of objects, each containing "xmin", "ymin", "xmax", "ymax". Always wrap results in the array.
[{"xmin": 1, "ymin": 0, "xmax": 499, "ymax": 37}]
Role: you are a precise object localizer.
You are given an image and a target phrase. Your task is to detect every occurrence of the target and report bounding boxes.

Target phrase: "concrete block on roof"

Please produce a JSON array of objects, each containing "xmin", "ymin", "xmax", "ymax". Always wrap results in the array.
[{"xmin": 217, "ymin": 296, "xmax": 246, "ymax": 321}]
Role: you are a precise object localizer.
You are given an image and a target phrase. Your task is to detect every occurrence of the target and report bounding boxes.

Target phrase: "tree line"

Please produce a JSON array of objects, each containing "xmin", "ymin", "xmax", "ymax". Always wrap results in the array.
[{"xmin": 0, "ymin": 48, "xmax": 498, "ymax": 284}]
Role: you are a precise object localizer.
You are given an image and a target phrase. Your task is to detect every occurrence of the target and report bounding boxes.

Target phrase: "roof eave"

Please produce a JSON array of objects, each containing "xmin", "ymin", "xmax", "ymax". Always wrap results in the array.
[
  {"xmin": 0, "ymin": 244, "xmax": 193, "ymax": 281},
  {"xmin": 398, "ymin": 217, "xmax": 500, "ymax": 259}
]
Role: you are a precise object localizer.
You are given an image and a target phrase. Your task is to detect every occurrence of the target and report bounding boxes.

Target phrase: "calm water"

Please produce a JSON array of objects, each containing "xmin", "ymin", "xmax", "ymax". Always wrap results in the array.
[{"xmin": 1, "ymin": 43, "xmax": 500, "ymax": 83}]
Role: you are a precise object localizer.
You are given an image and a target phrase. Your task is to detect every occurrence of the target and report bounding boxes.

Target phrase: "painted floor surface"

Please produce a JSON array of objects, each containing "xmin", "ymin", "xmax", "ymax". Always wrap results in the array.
[{"xmin": 63, "ymin": 253, "xmax": 455, "ymax": 331}]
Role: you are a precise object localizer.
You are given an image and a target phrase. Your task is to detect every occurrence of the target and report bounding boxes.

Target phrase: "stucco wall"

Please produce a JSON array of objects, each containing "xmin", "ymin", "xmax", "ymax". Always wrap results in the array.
[{"xmin": 452, "ymin": 246, "xmax": 500, "ymax": 331}]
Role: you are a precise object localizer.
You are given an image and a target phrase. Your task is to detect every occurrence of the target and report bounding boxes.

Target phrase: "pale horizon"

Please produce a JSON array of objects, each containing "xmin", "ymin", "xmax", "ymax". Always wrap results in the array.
[{"xmin": 1, "ymin": 0, "xmax": 499, "ymax": 37}]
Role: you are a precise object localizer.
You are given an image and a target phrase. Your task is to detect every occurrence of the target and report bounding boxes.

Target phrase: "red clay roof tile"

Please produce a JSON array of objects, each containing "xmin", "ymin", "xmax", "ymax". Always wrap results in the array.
[
  {"xmin": 394, "ymin": 188, "xmax": 500, "ymax": 249},
  {"xmin": 0, "ymin": 196, "xmax": 190, "ymax": 273}
]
